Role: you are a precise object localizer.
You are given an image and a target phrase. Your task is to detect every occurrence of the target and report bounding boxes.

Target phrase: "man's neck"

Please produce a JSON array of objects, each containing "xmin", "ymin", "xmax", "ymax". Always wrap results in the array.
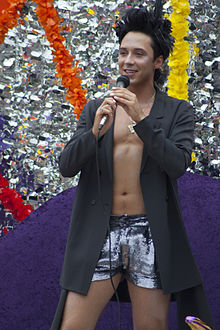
[{"xmin": 128, "ymin": 82, "xmax": 156, "ymax": 106}]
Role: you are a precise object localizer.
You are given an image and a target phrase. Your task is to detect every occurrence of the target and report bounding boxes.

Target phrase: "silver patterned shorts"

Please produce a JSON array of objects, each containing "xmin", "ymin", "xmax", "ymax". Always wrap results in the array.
[{"xmin": 92, "ymin": 214, "xmax": 162, "ymax": 289}]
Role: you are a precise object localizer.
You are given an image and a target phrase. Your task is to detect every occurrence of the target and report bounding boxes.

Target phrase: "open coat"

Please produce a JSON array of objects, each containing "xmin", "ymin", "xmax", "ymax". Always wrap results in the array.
[{"xmin": 51, "ymin": 90, "xmax": 214, "ymax": 329}]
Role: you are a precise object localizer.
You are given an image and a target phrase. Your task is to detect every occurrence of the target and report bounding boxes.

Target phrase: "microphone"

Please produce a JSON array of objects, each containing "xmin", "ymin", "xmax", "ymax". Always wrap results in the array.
[
  {"xmin": 98, "ymin": 75, "xmax": 130, "ymax": 131},
  {"xmin": 115, "ymin": 75, "xmax": 130, "ymax": 88}
]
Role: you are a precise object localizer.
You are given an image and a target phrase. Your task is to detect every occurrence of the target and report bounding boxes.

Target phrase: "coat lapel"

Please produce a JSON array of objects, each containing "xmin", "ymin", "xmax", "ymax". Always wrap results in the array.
[
  {"xmin": 102, "ymin": 114, "xmax": 115, "ymax": 182},
  {"xmin": 140, "ymin": 90, "xmax": 165, "ymax": 173}
]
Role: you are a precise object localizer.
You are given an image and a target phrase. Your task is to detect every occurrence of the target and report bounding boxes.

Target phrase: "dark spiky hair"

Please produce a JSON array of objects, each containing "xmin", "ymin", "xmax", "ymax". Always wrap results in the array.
[{"xmin": 115, "ymin": 4, "xmax": 174, "ymax": 87}]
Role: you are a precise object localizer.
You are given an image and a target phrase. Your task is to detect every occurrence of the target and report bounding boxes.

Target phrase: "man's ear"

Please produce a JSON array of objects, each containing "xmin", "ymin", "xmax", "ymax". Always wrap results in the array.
[{"xmin": 154, "ymin": 55, "xmax": 164, "ymax": 69}]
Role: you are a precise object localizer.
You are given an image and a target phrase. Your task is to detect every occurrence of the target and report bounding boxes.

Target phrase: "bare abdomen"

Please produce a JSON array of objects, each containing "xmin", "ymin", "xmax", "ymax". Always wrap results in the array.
[{"xmin": 111, "ymin": 144, "xmax": 146, "ymax": 215}]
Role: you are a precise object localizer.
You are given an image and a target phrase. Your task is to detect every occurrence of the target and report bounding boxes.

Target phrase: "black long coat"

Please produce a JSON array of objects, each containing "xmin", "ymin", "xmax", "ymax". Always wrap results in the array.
[{"xmin": 51, "ymin": 90, "xmax": 214, "ymax": 329}]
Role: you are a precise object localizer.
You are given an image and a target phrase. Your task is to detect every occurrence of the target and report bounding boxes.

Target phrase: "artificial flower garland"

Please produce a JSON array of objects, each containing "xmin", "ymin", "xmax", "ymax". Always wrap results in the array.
[
  {"xmin": 0, "ymin": 0, "xmax": 87, "ymax": 119},
  {"xmin": 0, "ymin": 173, "xmax": 34, "ymax": 221},
  {"xmin": 0, "ymin": 0, "xmax": 87, "ymax": 228},
  {"xmin": 167, "ymin": 0, "xmax": 190, "ymax": 100},
  {"xmin": 34, "ymin": 0, "xmax": 87, "ymax": 119},
  {"xmin": 0, "ymin": 0, "xmax": 26, "ymax": 44}
]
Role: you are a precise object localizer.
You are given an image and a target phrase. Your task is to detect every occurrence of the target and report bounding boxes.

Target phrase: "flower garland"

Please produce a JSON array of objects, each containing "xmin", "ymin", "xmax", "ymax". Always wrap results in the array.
[
  {"xmin": 167, "ymin": 0, "xmax": 190, "ymax": 100},
  {"xmin": 0, "ymin": 0, "xmax": 87, "ymax": 226},
  {"xmin": 0, "ymin": 173, "xmax": 34, "ymax": 222},
  {"xmin": 34, "ymin": 0, "xmax": 87, "ymax": 119},
  {"xmin": 0, "ymin": 0, "xmax": 26, "ymax": 44},
  {"xmin": 0, "ymin": 0, "xmax": 87, "ymax": 119}
]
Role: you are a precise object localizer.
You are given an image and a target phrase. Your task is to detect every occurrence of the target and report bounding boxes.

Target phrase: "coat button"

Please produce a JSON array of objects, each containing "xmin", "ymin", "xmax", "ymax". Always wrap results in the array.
[{"xmin": 91, "ymin": 199, "xmax": 96, "ymax": 205}]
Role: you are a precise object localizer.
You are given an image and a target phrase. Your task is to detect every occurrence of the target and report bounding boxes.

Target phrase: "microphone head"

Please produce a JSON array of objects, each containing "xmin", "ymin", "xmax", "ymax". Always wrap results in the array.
[{"xmin": 116, "ymin": 75, "xmax": 130, "ymax": 88}]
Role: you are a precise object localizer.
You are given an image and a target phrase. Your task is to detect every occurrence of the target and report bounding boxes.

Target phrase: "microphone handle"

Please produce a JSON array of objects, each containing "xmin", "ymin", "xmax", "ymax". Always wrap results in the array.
[
  {"xmin": 98, "ymin": 76, "xmax": 127, "ymax": 131},
  {"xmin": 98, "ymin": 115, "xmax": 107, "ymax": 131}
]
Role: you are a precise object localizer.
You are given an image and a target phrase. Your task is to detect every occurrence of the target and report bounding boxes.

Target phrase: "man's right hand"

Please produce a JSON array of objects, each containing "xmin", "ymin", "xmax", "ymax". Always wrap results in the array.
[{"xmin": 92, "ymin": 97, "xmax": 117, "ymax": 138}]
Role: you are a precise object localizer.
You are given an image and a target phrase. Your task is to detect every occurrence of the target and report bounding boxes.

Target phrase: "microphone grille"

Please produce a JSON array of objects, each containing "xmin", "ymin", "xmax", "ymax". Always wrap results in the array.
[{"xmin": 116, "ymin": 75, "xmax": 130, "ymax": 88}]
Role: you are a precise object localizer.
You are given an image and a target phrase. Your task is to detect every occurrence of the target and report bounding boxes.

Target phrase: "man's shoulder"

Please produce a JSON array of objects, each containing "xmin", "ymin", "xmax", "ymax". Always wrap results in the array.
[
  {"xmin": 157, "ymin": 90, "xmax": 193, "ymax": 117},
  {"xmin": 79, "ymin": 98, "xmax": 104, "ymax": 121},
  {"xmin": 158, "ymin": 90, "xmax": 191, "ymax": 108}
]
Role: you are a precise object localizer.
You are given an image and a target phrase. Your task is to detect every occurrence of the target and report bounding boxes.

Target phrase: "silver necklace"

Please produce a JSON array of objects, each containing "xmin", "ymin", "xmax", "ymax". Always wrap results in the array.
[{"xmin": 128, "ymin": 91, "xmax": 156, "ymax": 133}]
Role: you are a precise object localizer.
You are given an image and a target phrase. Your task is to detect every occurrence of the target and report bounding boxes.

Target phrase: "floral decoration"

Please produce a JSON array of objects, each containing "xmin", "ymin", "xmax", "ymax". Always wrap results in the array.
[
  {"xmin": 167, "ymin": 0, "xmax": 191, "ymax": 100},
  {"xmin": 0, "ymin": 173, "xmax": 34, "ymax": 221},
  {"xmin": 0, "ymin": 0, "xmax": 87, "ymax": 119},
  {"xmin": 0, "ymin": 0, "xmax": 26, "ymax": 44},
  {"xmin": 0, "ymin": 0, "xmax": 87, "ymax": 228},
  {"xmin": 34, "ymin": 0, "xmax": 87, "ymax": 119}
]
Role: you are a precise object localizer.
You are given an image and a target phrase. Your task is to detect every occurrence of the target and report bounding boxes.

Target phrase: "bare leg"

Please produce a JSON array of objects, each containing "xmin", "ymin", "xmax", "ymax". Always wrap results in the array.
[
  {"xmin": 127, "ymin": 280, "xmax": 171, "ymax": 330},
  {"xmin": 60, "ymin": 273, "xmax": 122, "ymax": 330}
]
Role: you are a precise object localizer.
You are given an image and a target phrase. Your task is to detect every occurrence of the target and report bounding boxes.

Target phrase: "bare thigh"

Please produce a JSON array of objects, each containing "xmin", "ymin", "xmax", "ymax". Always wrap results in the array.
[
  {"xmin": 127, "ymin": 280, "xmax": 171, "ymax": 330},
  {"xmin": 60, "ymin": 273, "xmax": 122, "ymax": 330}
]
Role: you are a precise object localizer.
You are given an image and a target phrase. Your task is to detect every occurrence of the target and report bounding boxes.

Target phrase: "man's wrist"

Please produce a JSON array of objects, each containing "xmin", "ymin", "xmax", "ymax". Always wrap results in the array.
[
  {"xmin": 92, "ymin": 127, "xmax": 97, "ymax": 138},
  {"xmin": 135, "ymin": 113, "xmax": 146, "ymax": 123}
]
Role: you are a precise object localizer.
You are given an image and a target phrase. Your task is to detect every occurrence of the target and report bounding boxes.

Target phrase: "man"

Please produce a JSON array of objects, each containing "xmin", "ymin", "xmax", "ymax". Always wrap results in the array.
[{"xmin": 51, "ymin": 5, "xmax": 214, "ymax": 330}]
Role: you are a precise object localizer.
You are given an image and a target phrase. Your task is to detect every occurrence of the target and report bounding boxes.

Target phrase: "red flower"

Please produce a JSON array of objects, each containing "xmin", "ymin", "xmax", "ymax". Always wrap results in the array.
[
  {"xmin": 0, "ymin": 173, "xmax": 34, "ymax": 221},
  {"xmin": 0, "ymin": 175, "xmax": 9, "ymax": 187},
  {"xmin": 2, "ymin": 227, "xmax": 9, "ymax": 235}
]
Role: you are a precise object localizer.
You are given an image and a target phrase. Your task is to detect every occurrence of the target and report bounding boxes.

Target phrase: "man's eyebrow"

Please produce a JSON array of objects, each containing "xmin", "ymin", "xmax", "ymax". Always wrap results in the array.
[
  {"xmin": 134, "ymin": 48, "xmax": 146, "ymax": 52},
  {"xmin": 119, "ymin": 47, "xmax": 146, "ymax": 52}
]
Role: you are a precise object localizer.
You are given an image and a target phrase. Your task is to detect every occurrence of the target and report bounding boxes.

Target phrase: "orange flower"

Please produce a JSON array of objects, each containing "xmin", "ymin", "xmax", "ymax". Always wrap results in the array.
[
  {"xmin": 0, "ymin": 0, "xmax": 87, "ymax": 119},
  {"xmin": 34, "ymin": 0, "xmax": 87, "ymax": 118},
  {"xmin": 0, "ymin": 0, "xmax": 26, "ymax": 44}
]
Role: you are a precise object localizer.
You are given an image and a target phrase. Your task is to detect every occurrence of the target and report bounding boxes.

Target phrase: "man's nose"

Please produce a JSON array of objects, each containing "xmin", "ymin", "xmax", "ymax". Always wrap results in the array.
[{"xmin": 124, "ymin": 53, "xmax": 135, "ymax": 64}]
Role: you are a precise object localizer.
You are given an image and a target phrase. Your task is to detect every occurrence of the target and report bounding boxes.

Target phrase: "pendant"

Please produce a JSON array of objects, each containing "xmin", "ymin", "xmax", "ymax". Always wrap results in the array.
[{"xmin": 128, "ymin": 123, "xmax": 135, "ymax": 134}]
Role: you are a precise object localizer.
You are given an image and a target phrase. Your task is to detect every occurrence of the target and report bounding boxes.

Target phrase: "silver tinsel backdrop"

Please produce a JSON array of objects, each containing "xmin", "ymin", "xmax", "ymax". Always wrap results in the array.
[{"xmin": 0, "ymin": 0, "xmax": 219, "ymax": 235}]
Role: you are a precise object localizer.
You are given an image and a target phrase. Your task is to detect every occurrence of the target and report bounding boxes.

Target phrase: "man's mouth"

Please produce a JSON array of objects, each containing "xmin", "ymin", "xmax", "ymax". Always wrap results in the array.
[{"xmin": 124, "ymin": 69, "xmax": 137, "ymax": 75}]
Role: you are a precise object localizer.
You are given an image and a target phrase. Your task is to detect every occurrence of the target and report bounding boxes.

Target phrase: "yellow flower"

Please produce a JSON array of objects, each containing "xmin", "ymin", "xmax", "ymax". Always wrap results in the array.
[
  {"xmin": 191, "ymin": 152, "xmax": 197, "ymax": 162},
  {"xmin": 167, "ymin": 0, "xmax": 191, "ymax": 100}
]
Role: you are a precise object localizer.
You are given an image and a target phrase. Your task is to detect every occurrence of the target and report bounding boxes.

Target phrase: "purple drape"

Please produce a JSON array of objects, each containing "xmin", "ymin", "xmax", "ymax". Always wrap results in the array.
[{"xmin": 0, "ymin": 172, "xmax": 219, "ymax": 329}]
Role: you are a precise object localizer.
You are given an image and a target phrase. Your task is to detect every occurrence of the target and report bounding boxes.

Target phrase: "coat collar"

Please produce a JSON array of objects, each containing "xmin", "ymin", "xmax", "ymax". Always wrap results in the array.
[
  {"xmin": 148, "ymin": 89, "xmax": 165, "ymax": 121},
  {"xmin": 140, "ymin": 89, "xmax": 165, "ymax": 172},
  {"xmin": 102, "ymin": 89, "xmax": 165, "ymax": 180}
]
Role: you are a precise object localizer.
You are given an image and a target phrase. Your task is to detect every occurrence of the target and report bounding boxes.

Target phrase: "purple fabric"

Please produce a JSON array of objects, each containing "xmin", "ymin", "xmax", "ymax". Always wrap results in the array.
[{"xmin": 0, "ymin": 172, "xmax": 219, "ymax": 330}]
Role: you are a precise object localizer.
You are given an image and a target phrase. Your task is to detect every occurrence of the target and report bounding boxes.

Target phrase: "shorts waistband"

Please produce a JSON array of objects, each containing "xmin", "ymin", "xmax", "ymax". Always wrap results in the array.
[
  {"xmin": 111, "ymin": 213, "xmax": 147, "ymax": 219},
  {"xmin": 110, "ymin": 214, "xmax": 147, "ymax": 224}
]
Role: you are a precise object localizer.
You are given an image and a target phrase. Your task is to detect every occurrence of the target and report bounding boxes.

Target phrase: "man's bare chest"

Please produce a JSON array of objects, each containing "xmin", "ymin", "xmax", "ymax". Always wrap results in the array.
[{"xmin": 113, "ymin": 106, "xmax": 143, "ymax": 146}]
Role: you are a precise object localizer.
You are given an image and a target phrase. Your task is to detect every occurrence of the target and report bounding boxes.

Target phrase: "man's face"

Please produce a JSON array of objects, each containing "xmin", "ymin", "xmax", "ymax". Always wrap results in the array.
[{"xmin": 118, "ymin": 31, "xmax": 162, "ymax": 87}]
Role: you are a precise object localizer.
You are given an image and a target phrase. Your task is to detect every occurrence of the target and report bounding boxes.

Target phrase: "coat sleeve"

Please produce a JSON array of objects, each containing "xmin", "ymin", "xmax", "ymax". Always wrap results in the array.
[
  {"xmin": 59, "ymin": 100, "xmax": 99, "ymax": 177},
  {"xmin": 134, "ymin": 100, "xmax": 194, "ymax": 179}
]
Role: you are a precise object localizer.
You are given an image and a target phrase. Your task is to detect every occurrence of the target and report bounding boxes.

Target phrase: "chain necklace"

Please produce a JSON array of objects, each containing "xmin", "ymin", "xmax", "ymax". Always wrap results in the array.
[{"xmin": 128, "ymin": 91, "xmax": 156, "ymax": 134}]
